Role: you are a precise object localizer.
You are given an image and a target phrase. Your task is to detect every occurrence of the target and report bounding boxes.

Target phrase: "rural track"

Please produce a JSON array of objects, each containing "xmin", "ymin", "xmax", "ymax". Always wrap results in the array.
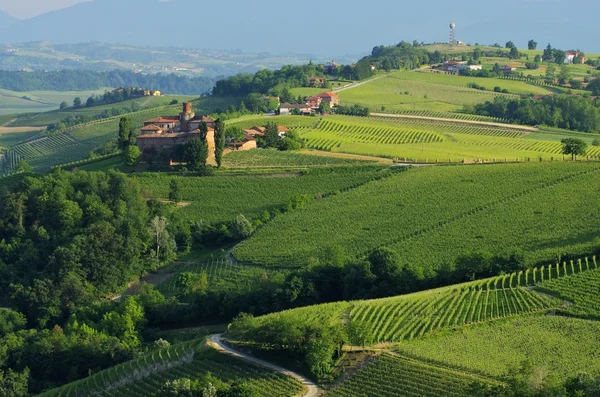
[
  {"xmin": 370, "ymin": 112, "xmax": 539, "ymax": 132},
  {"xmin": 333, "ymin": 75, "xmax": 385, "ymax": 93},
  {"xmin": 208, "ymin": 334, "xmax": 323, "ymax": 397}
]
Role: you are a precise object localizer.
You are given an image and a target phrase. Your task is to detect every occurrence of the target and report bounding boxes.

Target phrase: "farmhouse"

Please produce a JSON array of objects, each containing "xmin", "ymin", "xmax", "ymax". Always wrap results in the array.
[
  {"xmin": 446, "ymin": 64, "xmax": 483, "ymax": 75},
  {"xmin": 227, "ymin": 134, "xmax": 257, "ymax": 152},
  {"xmin": 279, "ymin": 103, "xmax": 313, "ymax": 115},
  {"xmin": 306, "ymin": 96, "xmax": 322, "ymax": 108},
  {"xmin": 318, "ymin": 92, "xmax": 340, "ymax": 107},
  {"xmin": 564, "ymin": 51, "xmax": 584, "ymax": 64},
  {"xmin": 244, "ymin": 125, "xmax": 289, "ymax": 137},
  {"xmin": 136, "ymin": 102, "xmax": 222, "ymax": 161},
  {"xmin": 499, "ymin": 65, "xmax": 517, "ymax": 74},
  {"xmin": 324, "ymin": 61, "xmax": 341, "ymax": 73}
]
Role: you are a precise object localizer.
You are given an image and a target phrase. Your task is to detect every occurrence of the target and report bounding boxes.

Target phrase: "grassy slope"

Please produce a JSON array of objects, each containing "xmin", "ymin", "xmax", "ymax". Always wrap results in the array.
[
  {"xmin": 0, "ymin": 88, "xmax": 110, "ymax": 115},
  {"xmin": 222, "ymin": 149, "xmax": 375, "ymax": 167},
  {"xmin": 233, "ymin": 162, "xmax": 600, "ymax": 268}
]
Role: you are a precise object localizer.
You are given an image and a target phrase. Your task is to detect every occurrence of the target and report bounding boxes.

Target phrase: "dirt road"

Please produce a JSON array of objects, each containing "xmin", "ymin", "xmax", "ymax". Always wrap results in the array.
[{"xmin": 208, "ymin": 334, "xmax": 322, "ymax": 397}]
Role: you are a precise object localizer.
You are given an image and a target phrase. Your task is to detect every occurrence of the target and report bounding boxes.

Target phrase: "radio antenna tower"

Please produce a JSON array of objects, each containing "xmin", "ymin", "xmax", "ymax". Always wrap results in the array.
[{"xmin": 449, "ymin": 23, "xmax": 456, "ymax": 45}]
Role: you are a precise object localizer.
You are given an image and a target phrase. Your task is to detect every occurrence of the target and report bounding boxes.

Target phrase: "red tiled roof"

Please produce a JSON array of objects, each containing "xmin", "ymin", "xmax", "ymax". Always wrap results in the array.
[
  {"xmin": 191, "ymin": 115, "xmax": 215, "ymax": 122},
  {"xmin": 318, "ymin": 91, "xmax": 338, "ymax": 99},
  {"xmin": 145, "ymin": 116, "xmax": 180, "ymax": 123},
  {"xmin": 140, "ymin": 124, "xmax": 163, "ymax": 131}
]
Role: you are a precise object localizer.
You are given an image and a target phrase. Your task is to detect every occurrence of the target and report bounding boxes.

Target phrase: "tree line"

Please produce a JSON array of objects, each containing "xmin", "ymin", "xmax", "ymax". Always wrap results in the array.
[
  {"xmin": 471, "ymin": 95, "xmax": 600, "ymax": 133},
  {"xmin": 0, "ymin": 70, "xmax": 215, "ymax": 95}
]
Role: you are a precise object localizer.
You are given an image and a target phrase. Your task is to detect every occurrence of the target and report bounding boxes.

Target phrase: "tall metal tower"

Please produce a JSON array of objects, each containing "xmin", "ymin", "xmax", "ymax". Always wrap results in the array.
[{"xmin": 449, "ymin": 23, "xmax": 456, "ymax": 45}]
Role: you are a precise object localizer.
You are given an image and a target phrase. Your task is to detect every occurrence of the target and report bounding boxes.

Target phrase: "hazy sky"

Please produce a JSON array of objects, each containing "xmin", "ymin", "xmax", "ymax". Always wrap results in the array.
[{"xmin": 0, "ymin": 0, "xmax": 87, "ymax": 19}]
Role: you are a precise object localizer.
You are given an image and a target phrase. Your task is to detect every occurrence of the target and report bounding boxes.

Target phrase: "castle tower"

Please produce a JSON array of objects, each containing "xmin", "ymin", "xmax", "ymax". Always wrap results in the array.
[{"xmin": 180, "ymin": 102, "xmax": 195, "ymax": 132}]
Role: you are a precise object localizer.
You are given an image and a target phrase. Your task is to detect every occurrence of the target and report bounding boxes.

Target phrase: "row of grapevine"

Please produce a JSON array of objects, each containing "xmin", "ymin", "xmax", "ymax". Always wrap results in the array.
[
  {"xmin": 38, "ymin": 339, "xmax": 304, "ymax": 397},
  {"xmin": 537, "ymin": 266, "xmax": 600, "ymax": 318},
  {"xmin": 327, "ymin": 353, "xmax": 497, "ymax": 397}
]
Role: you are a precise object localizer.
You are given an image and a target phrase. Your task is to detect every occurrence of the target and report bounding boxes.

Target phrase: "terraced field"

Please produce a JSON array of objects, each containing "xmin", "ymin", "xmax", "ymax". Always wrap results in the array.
[
  {"xmin": 233, "ymin": 162, "xmax": 600, "ymax": 269},
  {"xmin": 38, "ymin": 339, "xmax": 304, "ymax": 397},
  {"xmin": 326, "ymin": 353, "xmax": 497, "ymax": 397}
]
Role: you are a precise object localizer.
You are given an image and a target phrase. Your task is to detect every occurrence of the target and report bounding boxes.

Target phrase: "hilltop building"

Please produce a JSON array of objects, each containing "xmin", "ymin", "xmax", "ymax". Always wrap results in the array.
[
  {"xmin": 565, "ymin": 51, "xmax": 584, "ymax": 64},
  {"xmin": 136, "ymin": 102, "xmax": 218, "ymax": 162}
]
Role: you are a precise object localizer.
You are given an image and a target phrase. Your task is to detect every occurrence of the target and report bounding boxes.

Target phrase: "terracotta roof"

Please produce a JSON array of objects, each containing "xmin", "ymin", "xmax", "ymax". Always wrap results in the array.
[
  {"xmin": 310, "ymin": 77, "xmax": 325, "ymax": 81},
  {"xmin": 140, "ymin": 124, "xmax": 163, "ymax": 131},
  {"xmin": 278, "ymin": 126, "xmax": 289, "ymax": 133},
  {"xmin": 145, "ymin": 116, "xmax": 180, "ymax": 123},
  {"xmin": 318, "ymin": 92, "xmax": 338, "ymax": 99}
]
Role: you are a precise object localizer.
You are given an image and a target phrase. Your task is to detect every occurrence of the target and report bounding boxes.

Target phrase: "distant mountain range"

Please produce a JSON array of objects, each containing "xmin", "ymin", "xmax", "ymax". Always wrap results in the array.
[
  {"xmin": 0, "ymin": 0, "xmax": 598, "ymax": 54},
  {"xmin": 0, "ymin": 10, "xmax": 19, "ymax": 28}
]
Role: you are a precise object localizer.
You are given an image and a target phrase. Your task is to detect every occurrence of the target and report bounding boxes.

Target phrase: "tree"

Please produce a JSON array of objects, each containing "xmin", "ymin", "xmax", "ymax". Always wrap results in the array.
[
  {"xmin": 318, "ymin": 101, "xmax": 331, "ymax": 114},
  {"xmin": 473, "ymin": 48, "xmax": 482, "ymax": 61},
  {"xmin": 59, "ymin": 101, "xmax": 69, "ymax": 110},
  {"xmin": 122, "ymin": 145, "xmax": 141, "ymax": 166},
  {"xmin": 214, "ymin": 119, "xmax": 225, "ymax": 168},
  {"xmin": 528, "ymin": 39, "xmax": 538, "ymax": 50},
  {"xmin": 16, "ymin": 160, "xmax": 32, "ymax": 174},
  {"xmin": 509, "ymin": 46, "xmax": 519, "ymax": 60},
  {"xmin": 168, "ymin": 179, "xmax": 180, "ymax": 204},
  {"xmin": 561, "ymin": 138, "xmax": 587, "ymax": 160},
  {"xmin": 0, "ymin": 368, "xmax": 29, "ymax": 397},
  {"xmin": 73, "ymin": 97, "xmax": 82, "ymax": 107},
  {"xmin": 543, "ymin": 43, "xmax": 555, "ymax": 62},
  {"xmin": 263, "ymin": 122, "xmax": 281, "ymax": 148},
  {"xmin": 534, "ymin": 54, "xmax": 542, "ymax": 63},
  {"xmin": 545, "ymin": 64, "xmax": 556, "ymax": 84},
  {"xmin": 505, "ymin": 41, "xmax": 515, "ymax": 49},
  {"xmin": 118, "ymin": 117, "xmax": 133, "ymax": 150},
  {"xmin": 183, "ymin": 138, "xmax": 209, "ymax": 170},
  {"xmin": 230, "ymin": 214, "xmax": 254, "ymax": 240},
  {"xmin": 86, "ymin": 96, "xmax": 95, "ymax": 107},
  {"xmin": 558, "ymin": 65, "xmax": 571, "ymax": 85}
]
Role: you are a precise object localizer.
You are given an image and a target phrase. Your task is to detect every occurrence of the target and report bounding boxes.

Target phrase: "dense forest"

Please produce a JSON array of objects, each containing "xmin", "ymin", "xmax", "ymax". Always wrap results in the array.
[
  {"xmin": 0, "ymin": 70, "xmax": 215, "ymax": 94},
  {"xmin": 472, "ymin": 95, "xmax": 600, "ymax": 132}
]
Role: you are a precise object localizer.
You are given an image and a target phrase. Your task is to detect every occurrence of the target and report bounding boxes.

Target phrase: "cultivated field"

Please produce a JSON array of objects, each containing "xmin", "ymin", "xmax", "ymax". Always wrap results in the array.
[
  {"xmin": 397, "ymin": 315, "xmax": 600, "ymax": 380},
  {"xmin": 294, "ymin": 115, "xmax": 600, "ymax": 162},
  {"xmin": 38, "ymin": 338, "xmax": 304, "ymax": 397},
  {"xmin": 134, "ymin": 166, "xmax": 390, "ymax": 224},
  {"xmin": 326, "ymin": 353, "xmax": 497, "ymax": 397},
  {"xmin": 233, "ymin": 162, "xmax": 600, "ymax": 269}
]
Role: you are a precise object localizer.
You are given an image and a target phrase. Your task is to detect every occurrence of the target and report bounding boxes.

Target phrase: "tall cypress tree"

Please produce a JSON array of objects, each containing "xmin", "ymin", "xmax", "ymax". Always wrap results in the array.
[
  {"xmin": 118, "ymin": 117, "xmax": 132, "ymax": 150},
  {"xmin": 214, "ymin": 119, "xmax": 225, "ymax": 168}
]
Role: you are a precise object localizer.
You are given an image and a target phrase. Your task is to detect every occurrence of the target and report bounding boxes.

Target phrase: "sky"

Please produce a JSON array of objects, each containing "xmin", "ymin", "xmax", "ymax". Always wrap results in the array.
[{"xmin": 0, "ymin": 0, "xmax": 87, "ymax": 19}]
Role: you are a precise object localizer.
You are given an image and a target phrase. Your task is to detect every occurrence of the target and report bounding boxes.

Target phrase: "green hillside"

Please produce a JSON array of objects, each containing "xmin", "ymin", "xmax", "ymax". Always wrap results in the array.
[
  {"xmin": 326, "ymin": 353, "xmax": 498, "ymax": 397},
  {"xmin": 233, "ymin": 162, "xmax": 600, "ymax": 270},
  {"xmin": 38, "ymin": 338, "xmax": 304, "ymax": 397},
  {"xmin": 396, "ymin": 315, "xmax": 600, "ymax": 381}
]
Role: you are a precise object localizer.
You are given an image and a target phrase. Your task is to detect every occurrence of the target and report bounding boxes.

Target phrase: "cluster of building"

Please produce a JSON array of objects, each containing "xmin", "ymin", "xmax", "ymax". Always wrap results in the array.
[
  {"xmin": 136, "ymin": 102, "xmax": 297, "ymax": 162},
  {"xmin": 441, "ymin": 61, "xmax": 483, "ymax": 74},
  {"xmin": 136, "ymin": 102, "xmax": 218, "ymax": 161},
  {"xmin": 279, "ymin": 91, "xmax": 340, "ymax": 115}
]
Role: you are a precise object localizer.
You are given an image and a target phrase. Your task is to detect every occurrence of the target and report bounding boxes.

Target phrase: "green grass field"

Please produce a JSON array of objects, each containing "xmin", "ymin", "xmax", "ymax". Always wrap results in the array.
[
  {"xmin": 7, "ymin": 95, "xmax": 194, "ymax": 128},
  {"xmin": 233, "ymin": 162, "xmax": 600, "ymax": 269},
  {"xmin": 396, "ymin": 315, "xmax": 600, "ymax": 380},
  {"xmin": 0, "ymin": 88, "xmax": 111, "ymax": 115}
]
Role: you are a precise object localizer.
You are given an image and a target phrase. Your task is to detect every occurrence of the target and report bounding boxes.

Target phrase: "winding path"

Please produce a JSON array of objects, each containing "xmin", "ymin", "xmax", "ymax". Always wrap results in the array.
[{"xmin": 208, "ymin": 334, "xmax": 322, "ymax": 397}]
